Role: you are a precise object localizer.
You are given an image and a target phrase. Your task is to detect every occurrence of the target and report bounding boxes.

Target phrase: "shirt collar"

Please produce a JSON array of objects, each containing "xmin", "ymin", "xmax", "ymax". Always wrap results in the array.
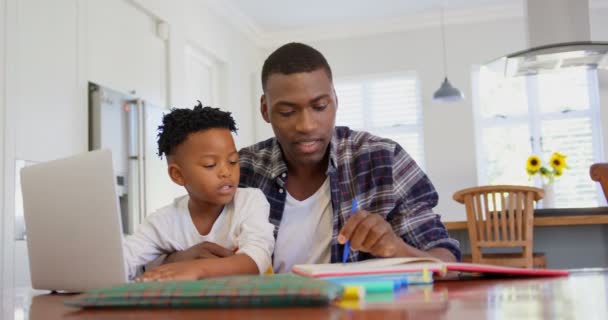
[
  {"xmin": 327, "ymin": 128, "xmax": 339, "ymax": 174},
  {"xmin": 269, "ymin": 139, "xmax": 288, "ymax": 180}
]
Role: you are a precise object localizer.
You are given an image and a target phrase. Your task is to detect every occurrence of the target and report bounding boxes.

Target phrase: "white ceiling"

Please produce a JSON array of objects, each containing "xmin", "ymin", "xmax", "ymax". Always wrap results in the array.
[
  {"xmin": 227, "ymin": 0, "xmax": 517, "ymax": 32},
  {"xmin": 209, "ymin": 0, "xmax": 607, "ymax": 46}
]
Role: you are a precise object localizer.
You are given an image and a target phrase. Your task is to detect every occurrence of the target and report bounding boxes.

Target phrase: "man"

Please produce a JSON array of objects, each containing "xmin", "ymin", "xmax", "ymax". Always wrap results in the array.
[{"xmin": 239, "ymin": 42, "xmax": 460, "ymax": 273}]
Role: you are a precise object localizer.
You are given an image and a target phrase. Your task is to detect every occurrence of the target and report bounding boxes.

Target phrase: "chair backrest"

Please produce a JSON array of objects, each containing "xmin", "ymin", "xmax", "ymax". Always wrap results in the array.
[
  {"xmin": 590, "ymin": 163, "xmax": 608, "ymax": 202},
  {"xmin": 453, "ymin": 185, "xmax": 543, "ymax": 268}
]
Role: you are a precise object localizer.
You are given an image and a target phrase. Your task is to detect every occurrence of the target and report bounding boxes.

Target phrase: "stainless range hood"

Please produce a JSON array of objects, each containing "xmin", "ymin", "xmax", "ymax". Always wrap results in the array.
[{"xmin": 486, "ymin": 0, "xmax": 608, "ymax": 77}]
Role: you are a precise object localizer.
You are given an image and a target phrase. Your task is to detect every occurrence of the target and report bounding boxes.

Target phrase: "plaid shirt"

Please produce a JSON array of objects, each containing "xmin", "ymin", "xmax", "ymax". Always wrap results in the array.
[{"xmin": 239, "ymin": 126, "xmax": 461, "ymax": 263}]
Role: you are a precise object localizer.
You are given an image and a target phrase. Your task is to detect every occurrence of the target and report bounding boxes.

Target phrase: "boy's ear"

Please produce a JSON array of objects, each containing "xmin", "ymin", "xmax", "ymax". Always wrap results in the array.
[
  {"xmin": 168, "ymin": 163, "xmax": 185, "ymax": 186},
  {"xmin": 261, "ymin": 94, "xmax": 270, "ymax": 123}
]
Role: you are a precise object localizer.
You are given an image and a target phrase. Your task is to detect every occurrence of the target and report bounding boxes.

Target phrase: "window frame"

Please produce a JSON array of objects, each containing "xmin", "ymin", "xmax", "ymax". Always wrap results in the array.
[{"xmin": 473, "ymin": 67, "xmax": 606, "ymax": 206}]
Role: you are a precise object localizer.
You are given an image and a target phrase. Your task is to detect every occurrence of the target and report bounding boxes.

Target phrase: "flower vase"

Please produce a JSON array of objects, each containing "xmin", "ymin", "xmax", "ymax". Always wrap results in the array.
[{"xmin": 541, "ymin": 183, "xmax": 555, "ymax": 209}]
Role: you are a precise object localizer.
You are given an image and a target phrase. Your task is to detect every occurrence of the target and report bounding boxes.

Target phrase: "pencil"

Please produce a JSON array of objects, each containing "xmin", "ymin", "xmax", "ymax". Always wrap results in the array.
[{"xmin": 342, "ymin": 198, "xmax": 358, "ymax": 264}]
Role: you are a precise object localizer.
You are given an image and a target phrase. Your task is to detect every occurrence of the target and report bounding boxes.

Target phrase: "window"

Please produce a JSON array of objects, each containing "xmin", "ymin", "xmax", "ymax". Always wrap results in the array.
[
  {"xmin": 474, "ymin": 67, "xmax": 604, "ymax": 207},
  {"xmin": 334, "ymin": 73, "xmax": 425, "ymax": 168}
]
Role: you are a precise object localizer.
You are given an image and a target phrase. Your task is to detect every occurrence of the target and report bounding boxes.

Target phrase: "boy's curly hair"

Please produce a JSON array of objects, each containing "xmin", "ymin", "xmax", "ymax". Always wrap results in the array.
[{"xmin": 157, "ymin": 101, "xmax": 237, "ymax": 158}]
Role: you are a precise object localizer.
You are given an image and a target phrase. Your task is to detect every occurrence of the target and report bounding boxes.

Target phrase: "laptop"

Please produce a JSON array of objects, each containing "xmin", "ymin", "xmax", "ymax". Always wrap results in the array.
[{"xmin": 21, "ymin": 149, "xmax": 128, "ymax": 292}]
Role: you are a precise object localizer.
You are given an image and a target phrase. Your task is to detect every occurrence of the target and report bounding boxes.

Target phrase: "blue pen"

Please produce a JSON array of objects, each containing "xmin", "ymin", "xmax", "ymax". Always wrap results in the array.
[{"xmin": 342, "ymin": 198, "xmax": 358, "ymax": 264}]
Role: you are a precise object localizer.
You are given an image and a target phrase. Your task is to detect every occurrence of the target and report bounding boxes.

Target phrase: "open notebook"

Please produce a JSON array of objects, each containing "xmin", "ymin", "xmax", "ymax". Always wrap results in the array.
[{"xmin": 292, "ymin": 257, "xmax": 569, "ymax": 278}]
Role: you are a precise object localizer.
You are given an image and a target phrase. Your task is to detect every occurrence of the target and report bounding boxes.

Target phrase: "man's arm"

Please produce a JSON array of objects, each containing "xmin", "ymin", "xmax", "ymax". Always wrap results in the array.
[
  {"xmin": 338, "ymin": 143, "xmax": 460, "ymax": 262},
  {"xmin": 393, "ymin": 241, "xmax": 457, "ymax": 262}
]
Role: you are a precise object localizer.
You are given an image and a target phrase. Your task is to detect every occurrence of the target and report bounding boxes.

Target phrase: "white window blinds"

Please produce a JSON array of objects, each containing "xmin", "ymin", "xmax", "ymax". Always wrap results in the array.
[{"xmin": 335, "ymin": 73, "xmax": 425, "ymax": 167}]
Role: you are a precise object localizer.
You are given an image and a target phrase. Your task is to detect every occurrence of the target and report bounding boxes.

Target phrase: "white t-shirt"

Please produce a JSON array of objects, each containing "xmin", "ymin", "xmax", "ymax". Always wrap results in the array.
[
  {"xmin": 123, "ymin": 188, "xmax": 274, "ymax": 279},
  {"xmin": 273, "ymin": 178, "xmax": 333, "ymax": 273}
]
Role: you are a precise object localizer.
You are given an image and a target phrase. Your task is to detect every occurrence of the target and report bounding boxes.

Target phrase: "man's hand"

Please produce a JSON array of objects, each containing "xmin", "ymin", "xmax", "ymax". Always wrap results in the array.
[
  {"xmin": 137, "ymin": 260, "xmax": 206, "ymax": 282},
  {"xmin": 338, "ymin": 210, "xmax": 458, "ymax": 262},
  {"xmin": 164, "ymin": 241, "xmax": 234, "ymax": 264},
  {"xmin": 337, "ymin": 209, "xmax": 401, "ymax": 257}
]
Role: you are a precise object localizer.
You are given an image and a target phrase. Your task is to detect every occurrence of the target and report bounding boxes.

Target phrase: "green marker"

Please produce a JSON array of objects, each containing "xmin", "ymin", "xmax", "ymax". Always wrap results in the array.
[{"xmin": 340, "ymin": 280, "xmax": 395, "ymax": 294}]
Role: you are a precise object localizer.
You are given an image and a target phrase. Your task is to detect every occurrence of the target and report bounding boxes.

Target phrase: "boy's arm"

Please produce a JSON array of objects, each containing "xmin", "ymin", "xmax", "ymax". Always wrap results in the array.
[
  {"xmin": 137, "ymin": 254, "xmax": 258, "ymax": 281},
  {"xmin": 142, "ymin": 189, "xmax": 275, "ymax": 280},
  {"xmin": 233, "ymin": 189, "xmax": 275, "ymax": 274},
  {"xmin": 123, "ymin": 217, "xmax": 167, "ymax": 279},
  {"xmin": 163, "ymin": 241, "xmax": 235, "ymax": 263}
]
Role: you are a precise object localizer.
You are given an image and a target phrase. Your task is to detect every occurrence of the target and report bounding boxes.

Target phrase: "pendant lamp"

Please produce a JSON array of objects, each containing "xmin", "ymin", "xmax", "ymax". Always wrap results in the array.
[{"xmin": 433, "ymin": 5, "xmax": 464, "ymax": 103}]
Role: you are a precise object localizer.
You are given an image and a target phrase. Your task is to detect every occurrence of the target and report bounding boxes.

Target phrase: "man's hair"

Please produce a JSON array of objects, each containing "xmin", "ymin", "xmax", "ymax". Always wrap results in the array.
[
  {"xmin": 261, "ymin": 42, "xmax": 333, "ymax": 90},
  {"xmin": 157, "ymin": 101, "xmax": 237, "ymax": 158}
]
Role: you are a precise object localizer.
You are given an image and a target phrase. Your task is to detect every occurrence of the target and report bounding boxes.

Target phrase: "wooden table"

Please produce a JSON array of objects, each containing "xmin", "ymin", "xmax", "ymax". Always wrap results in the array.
[
  {"xmin": 445, "ymin": 207, "xmax": 608, "ymax": 231},
  {"xmin": 11, "ymin": 270, "xmax": 608, "ymax": 319}
]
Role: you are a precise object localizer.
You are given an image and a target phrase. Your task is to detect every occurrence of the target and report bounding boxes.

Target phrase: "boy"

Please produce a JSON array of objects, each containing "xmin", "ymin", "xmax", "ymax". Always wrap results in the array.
[{"xmin": 123, "ymin": 103, "xmax": 274, "ymax": 281}]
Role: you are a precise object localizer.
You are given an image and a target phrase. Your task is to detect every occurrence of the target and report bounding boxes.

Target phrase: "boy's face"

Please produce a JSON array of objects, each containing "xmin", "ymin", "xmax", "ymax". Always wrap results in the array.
[
  {"xmin": 169, "ymin": 128, "xmax": 240, "ymax": 207},
  {"xmin": 261, "ymin": 68, "xmax": 337, "ymax": 168}
]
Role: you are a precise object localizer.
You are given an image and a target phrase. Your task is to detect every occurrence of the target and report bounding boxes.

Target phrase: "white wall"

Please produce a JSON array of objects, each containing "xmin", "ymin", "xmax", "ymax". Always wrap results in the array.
[
  {"xmin": 86, "ymin": 0, "xmax": 167, "ymax": 106},
  {"xmin": 0, "ymin": 0, "xmax": 7, "ymax": 294},
  {"xmin": 128, "ymin": 0, "xmax": 262, "ymax": 148},
  {"xmin": 2, "ymin": 0, "xmax": 260, "ymax": 289},
  {"xmin": 182, "ymin": 0, "xmax": 262, "ymax": 148},
  {"xmin": 15, "ymin": 0, "xmax": 84, "ymax": 162}
]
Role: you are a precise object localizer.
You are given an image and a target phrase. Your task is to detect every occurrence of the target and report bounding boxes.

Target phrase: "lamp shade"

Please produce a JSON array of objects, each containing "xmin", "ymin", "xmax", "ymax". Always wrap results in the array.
[{"xmin": 433, "ymin": 77, "xmax": 464, "ymax": 103}]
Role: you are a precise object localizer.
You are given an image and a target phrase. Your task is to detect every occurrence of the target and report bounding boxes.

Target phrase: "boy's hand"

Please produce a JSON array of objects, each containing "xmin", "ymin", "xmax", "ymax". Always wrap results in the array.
[
  {"xmin": 190, "ymin": 241, "xmax": 235, "ymax": 259},
  {"xmin": 337, "ymin": 209, "xmax": 401, "ymax": 257},
  {"xmin": 136, "ymin": 260, "xmax": 206, "ymax": 282},
  {"xmin": 165, "ymin": 241, "xmax": 234, "ymax": 263}
]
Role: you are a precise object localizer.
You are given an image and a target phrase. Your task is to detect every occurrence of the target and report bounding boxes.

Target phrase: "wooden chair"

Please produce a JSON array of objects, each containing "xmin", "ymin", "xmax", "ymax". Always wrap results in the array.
[
  {"xmin": 590, "ymin": 163, "xmax": 608, "ymax": 202},
  {"xmin": 453, "ymin": 185, "xmax": 546, "ymax": 269}
]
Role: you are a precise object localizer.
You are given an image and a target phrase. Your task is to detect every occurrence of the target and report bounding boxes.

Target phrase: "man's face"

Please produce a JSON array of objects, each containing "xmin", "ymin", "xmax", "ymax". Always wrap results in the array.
[{"xmin": 261, "ymin": 69, "xmax": 337, "ymax": 168}]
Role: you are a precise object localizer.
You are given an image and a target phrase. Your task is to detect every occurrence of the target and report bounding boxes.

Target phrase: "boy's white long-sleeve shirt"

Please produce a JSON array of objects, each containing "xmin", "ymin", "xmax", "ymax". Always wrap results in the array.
[{"xmin": 122, "ymin": 188, "xmax": 274, "ymax": 279}]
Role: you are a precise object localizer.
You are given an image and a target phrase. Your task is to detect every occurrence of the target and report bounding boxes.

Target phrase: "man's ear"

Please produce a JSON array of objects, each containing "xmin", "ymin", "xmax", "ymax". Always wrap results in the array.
[
  {"xmin": 168, "ymin": 163, "xmax": 185, "ymax": 186},
  {"xmin": 261, "ymin": 94, "xmax": 270, "ymax": 123}
]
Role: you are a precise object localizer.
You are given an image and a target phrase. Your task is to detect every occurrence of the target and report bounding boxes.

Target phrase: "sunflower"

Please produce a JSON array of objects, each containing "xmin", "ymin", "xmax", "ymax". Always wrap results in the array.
[
  {"xmin": 526, "ymin": 155, "xmax": 541, "ymax": 174},
  {"xmin": 525, "ymin": 151, "xmax": 568, "ymax": 183},
  {"xmin": 549, "ymin": 152, "xmax": 567, "ymax": 171},
  {"xmin": 553, "ymin": 151, "xmax": 567, "ymax": 159}
]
